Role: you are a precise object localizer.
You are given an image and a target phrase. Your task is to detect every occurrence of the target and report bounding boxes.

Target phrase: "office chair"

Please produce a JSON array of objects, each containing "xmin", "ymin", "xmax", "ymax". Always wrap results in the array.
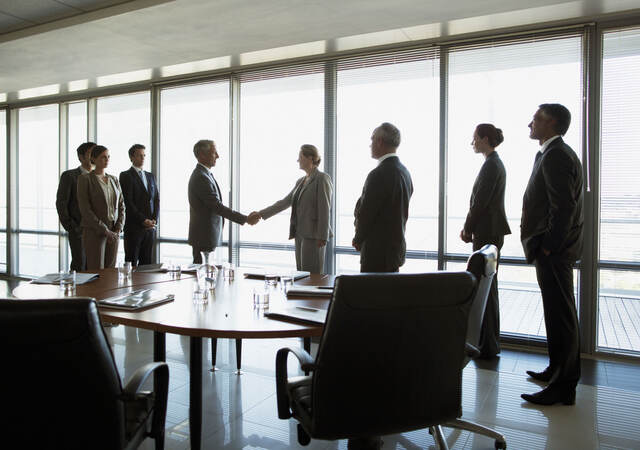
[
  {"xmin": 276, "ymin": 271, "xmax": 477, "ymax": 449},
  {"xmin": 0, "ymin": 298, "xmax": 169, "ymax": 450},
  {"xmin": 442, "ymin": 244, "xmax": 507, "ymax": 449}
]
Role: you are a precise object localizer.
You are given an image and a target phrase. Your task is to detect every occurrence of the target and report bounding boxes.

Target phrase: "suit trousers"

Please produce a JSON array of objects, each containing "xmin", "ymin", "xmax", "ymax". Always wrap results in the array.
[
  {"xmin": 124, "ymin": 228, "xmax": 155, "ymax": 267},
  {"xmin": 83, "ymin": 228, "xmax": 119, "ymax": 270},
  {"xmin": 472, "ymin": 235, "xmax": 504, "ymax": 357},
  {"xmin": 534, "ymin": 253, "xmax": 581, "ymax": 389},
  {"xmin": 294, "ymin": 236, "xmax": 326, "ymax": 274},
  {"xmin": 68, "ymin": 231, "xmax": 86, "ymax": 272}
]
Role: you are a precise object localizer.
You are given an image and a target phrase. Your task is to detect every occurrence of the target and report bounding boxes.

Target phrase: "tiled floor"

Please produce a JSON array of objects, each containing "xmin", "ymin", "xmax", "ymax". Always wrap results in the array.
[{"xmin": 105, "ymin": 327, "xmax": 640, "ymax": 450}]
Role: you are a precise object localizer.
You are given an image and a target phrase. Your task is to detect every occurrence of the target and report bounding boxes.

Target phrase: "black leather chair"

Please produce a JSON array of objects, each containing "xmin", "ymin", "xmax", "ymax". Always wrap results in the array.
[
  {"xmin": 276, "ymin": 270, "xmax": 477, "ymax": 449},
  {"xmin": 0, "ymin": 298, "xmax": 169, "ymax": 450},
  {"xmin": 442, "ymin": 244, "xmax": 507, "ymax": 449}
]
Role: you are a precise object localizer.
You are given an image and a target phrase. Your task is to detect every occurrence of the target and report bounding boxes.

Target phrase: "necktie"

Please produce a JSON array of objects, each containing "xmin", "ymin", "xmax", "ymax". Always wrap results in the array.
[{"xmin": 139, "ymin": 170, "xmax": 148, "ymax": 191}]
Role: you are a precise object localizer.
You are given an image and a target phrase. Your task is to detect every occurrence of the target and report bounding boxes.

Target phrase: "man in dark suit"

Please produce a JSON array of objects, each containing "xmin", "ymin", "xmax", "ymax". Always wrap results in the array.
[
  {"xmin": 520, "ymin": 104, "xmax": 583, "ymax": 406},
  {"xmin": 353, "ymin": 122, "xmax": 413, "ymax": 273},
  {"xmin": 56, "ymin": 141, "xmax": 95, "ymax": 271},
  {"xmin": 119, "ymin": 144, "xmax": 159, "ymax": 267},
  {"xmin": 188, "ymin": 139, "xmax": 258, "ymax": 264}
]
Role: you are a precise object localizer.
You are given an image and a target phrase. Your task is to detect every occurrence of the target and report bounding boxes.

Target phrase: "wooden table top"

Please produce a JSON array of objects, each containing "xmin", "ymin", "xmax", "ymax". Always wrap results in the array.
[{"xmin": 12, "ymin": 269, "xmax": 333, "ymax": 339}]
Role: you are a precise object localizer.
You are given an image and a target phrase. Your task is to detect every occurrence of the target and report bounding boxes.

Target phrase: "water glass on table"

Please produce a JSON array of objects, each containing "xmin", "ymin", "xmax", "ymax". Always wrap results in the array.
[
  {"xmin": 59, "ymin": 270, "xmax": 76, "ymax": 296},
  {"xmin": 118, "ymin": 261, "xmax": 132, "ymax": 282},
  {"xmin": 192, "ymin": 280, "xmax": 209, "ymax": 305},
  {"xmin": 253, "ymin": 286, "xmax": 270, "ymax": 309},
  {"xmin": 279, "ymin": 273, "xmax": 294, "ymax": 294}
]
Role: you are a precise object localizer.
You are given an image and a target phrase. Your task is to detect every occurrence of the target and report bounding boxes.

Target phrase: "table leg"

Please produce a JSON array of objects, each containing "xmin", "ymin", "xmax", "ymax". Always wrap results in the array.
[
  {"xmin": 235, "ymin": 338, "xmax": 242, "ymax": 375},
  {"xmin": 210, "ymin": 337, "xmax": 218, "ymax": 372},
  {"xmin": 153, "ymin": 331, "xmax": 167, "ymax": 450},
  {"xmin": 190, "ymin": 337, "xmax": 202, "ymax": 450}
]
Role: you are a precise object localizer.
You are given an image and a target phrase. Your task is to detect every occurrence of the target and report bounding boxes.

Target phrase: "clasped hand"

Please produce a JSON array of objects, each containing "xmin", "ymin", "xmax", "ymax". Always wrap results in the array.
[{"xmin": 246, "ymin": 211, "xmax": 261, "ymax": 226}]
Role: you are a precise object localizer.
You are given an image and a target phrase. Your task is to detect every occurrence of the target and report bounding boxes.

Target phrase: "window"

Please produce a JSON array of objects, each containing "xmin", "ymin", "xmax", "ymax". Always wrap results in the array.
[
  {"xmin": 67, "ymin": 101, "xmax": 88, "ymax": 169},
  {"xmin": 18, "ymin": 104, "xmax": 60, "ymax": 275},
  {"xmin": 335, "ymin": 50, "xmax": 440, "ymax": 273},
  {"xmin": 238, "ymin": 70, "xmax": 324, "ymax": 267},
  {"xmin": 598, "ymin": 28, "xmax": 640, "ymax": 353},
  {"xmin": 446, "ymin": 35, "xmax": 584, "ymax": 339},
  {"xmin": 97, "ymin": 92, "xmax": 151, "ymax": 177},
  {"xmin": 159, "ymin": 82, "xmax": 230, "ymax": 262},
  {"xmin": 0, "ymin": 109, "xmax": 6, "ymax": 272}
]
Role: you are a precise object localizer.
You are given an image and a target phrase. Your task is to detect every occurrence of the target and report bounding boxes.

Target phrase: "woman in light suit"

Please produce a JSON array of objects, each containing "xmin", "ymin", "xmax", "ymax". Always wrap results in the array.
[
  {"xmin": 77, "ymin": 145, "xmax": 125, "ymax": 270},
  {"xmin": 255, "ymin": 144, "xmax": 333, "ymax": 273}
]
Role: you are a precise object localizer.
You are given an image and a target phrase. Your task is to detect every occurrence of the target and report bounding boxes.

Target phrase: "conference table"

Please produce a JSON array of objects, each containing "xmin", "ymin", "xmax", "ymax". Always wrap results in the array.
[{"xmin": 13, "ymin": 268, "xmax": 333, "ymax": 450}]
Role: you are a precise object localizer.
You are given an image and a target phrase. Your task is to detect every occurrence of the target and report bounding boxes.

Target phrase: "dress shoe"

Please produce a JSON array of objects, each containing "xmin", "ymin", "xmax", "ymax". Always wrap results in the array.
[
  {"xmin": 521, "ymin": 386, "xmax": 576, "ymax": 405},
  {"xmin": 347, "ymin": 437, "xmax": 383, "ymax": 450},
  {"xmin": 526, "ymin": 369, "xmax": 552, "ymax": 382}
]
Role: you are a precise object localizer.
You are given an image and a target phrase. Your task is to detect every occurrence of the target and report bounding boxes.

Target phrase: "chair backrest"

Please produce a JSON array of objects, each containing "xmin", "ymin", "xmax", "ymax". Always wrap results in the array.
[
  {"xmin": 309, "ymin": 271, "xmax": 476, "ymax": 440},
  {"xmin": 0, "ymin": 298, "xmax": 126, "ymax": 449},
  {"xmin": 464, "ymin": 245, "xmax": 498, "ymax": 353}
]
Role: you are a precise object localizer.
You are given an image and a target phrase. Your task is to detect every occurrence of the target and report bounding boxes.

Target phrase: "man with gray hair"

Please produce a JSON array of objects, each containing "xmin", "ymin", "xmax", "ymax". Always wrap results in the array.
[
  {"xmin": 353, "ymin": 122, "xmax": 413, "ymax": 274},
  {"xmin": 188, "ymin": 139, "xmax": 258, "ymax": 263}
]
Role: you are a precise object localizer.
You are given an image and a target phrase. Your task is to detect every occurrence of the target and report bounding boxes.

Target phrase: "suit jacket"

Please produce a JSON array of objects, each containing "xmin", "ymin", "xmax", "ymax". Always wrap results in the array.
[
  {"xmin": 259, "ymin": 168, "xmax": 333, "ymax": 241},
  {"xmin": 56, "ymin": 167, "xmax": 84, "ymax": 236},
  {"xmin": 77, "ymin": 172, "xmax": 125, "ymax": 236},
  {"xmin": 521, "ymin": 137, "xmax": 583, "ymax": 263},
  {"xmin": 119, "ymin": 167, "xmax": 159, "ymax": 234},
  {"xmin": 188, "ymin": 164, "xmax": 247, "ymax": 250},
  {"xmin": 353, "ymin": 155, "xmax": 413, "ymax": 270},
  {"xmin": 463, "ymin": 151, "xmax": 511, "ymax": 240}
]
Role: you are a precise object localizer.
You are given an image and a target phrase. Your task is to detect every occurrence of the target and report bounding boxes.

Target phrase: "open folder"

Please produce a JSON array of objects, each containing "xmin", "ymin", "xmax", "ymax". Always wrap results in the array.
[
  {"xmin": 243, "ymin": 268, "xmax": 310, "ymax": 281},
  {"xmin": 264, "ymin": 306, "xmax": 327, "ymax": 325},
  {"xmin": 32, "ymin": 273, "xmax": 99, "ymax": 285},
  {"xmin": 98, "ymin": 289, "xmax": 174, "ymax": 310},
  {"xmin": 286, "ymin": 286, "xmax": 333, "ymax": 298}
]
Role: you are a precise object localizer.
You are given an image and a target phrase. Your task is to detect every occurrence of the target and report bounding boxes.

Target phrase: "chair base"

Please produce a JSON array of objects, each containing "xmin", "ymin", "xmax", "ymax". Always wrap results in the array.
[
  {"xmin": 443, "ymin": 418, "xmax": 506, "ymax": 449},
  {"xmin": 429, "ymin": 425, "xmax": 449, "ymax": 450}
]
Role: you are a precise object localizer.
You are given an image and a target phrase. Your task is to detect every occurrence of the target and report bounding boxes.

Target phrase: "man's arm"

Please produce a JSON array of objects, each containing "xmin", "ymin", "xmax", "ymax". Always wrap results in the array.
[
  {"xmin": 353, "ymin": 169, "xmax": 386, "ymax": 247},
  {"xmin": 119, "ymin": 171, "xmax": 146, "ymax": 226},
  {"xmin": 541, "ymin": 149, "xmax": 579, "ymax": 253},
  {"xmin": 151, "ymin": 173, "xmax": 160, "ymax": 223},
  {"xmin": 55, "ymin": 172, "xmax": 77, "ymax": 233},
  {"xmin": 195, "ymin": 173, "xmax": 247, "ymax": 225}
]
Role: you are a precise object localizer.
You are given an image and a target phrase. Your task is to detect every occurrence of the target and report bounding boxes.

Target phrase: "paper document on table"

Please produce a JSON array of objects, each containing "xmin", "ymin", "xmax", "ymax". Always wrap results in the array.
[
  {"xmin": 265, "ymin": 306, "xmax": 327, "ymax": 325},
  {"xmin": 134, "ymin": 263, "xmax": 164, "ymax": 273},
  {"xmin": 286, "ymin": 286, "xmax": 333, "ymax": 298},
  {"xmin": 32, "ymin": 273, "xmax": 99, "ymax": 285},
  {"xmin": 98, "ymin": 289, "xmax": 174, "ymax": 310},
  {"xmin": 243, "ymin": 268, "xmax": 310, "ymax": 281}
]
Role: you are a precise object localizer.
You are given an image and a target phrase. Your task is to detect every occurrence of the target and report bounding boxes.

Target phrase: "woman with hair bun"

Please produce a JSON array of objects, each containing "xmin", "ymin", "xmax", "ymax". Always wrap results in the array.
[
  {"xmin": 460, "ymin": 123, "xmax": 511, "ymax": 358},
  {"xmin": 254, "ymin": 144, "xmax": 333, "ymax": 273}
]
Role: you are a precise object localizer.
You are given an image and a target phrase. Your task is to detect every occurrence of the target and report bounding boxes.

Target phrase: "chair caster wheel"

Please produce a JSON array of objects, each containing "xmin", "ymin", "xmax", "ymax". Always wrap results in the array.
[
  {"xmin": 495, "ymin": 440, "xmax": 507, "ymax": 449},
  {"xmin": 297, "ymin": 424, "xmax": 310, "ymax": 446}
]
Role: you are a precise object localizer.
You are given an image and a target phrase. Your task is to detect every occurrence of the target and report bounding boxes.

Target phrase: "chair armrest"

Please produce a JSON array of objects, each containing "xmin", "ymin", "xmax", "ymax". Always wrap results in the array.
[
  {"xmin": 123, "ymin": 362, "xmax": 169, "ymax": 439},
  {"xmin": 275, "ymin": 347, "xmax": 316, "ymax": 419},
  {"xmin": 465, "ymin": 342, "xmax": 481, "ymax": 359}
]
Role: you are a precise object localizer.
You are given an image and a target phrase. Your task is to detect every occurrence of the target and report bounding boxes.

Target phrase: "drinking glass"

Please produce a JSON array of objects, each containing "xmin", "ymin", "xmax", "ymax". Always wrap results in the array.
[{"xmin": 59, "ymin": 270, "xmax": 76, "ymax": 296}]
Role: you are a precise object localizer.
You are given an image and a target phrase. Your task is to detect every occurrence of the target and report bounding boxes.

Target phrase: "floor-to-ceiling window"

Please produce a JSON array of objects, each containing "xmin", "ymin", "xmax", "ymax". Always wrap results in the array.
[
  {"xmin": 66, "ymin": 101, "xmax": 88, "ymax": 168},
  {"xmin": 159, "ymin": 81, "xmax": 230, "ymax": 265},
  {"xmin": 446, "ymin": 34, "xmax": 584, "ymax": 339},
  {"xmin": 18, "ymin": 104, "xmax": 60, "ymax": 276},
  {"xmin": 335, "ymin": 50, "xmax": 440, "ymax": 273},
  {"xmin": 599, "ymin": 27, "xmax": 640, "ymax": 354},
  {"xmin": 0, "ymin": 109, "xmax": 6, "ymax": 272},
  {"xmin": 238, "ymin": 68, "xmax": 324, "ymax": 269}
]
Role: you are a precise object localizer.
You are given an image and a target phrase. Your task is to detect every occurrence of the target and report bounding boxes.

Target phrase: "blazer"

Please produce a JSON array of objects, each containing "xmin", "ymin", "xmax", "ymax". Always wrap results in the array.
[
  {"xmin": 259, "ymin": 168, "xmax": 333, "ymax": 241},
  {"xmin": 188, "ymin": 164, "xmax": 247, "ymax": 250},
  {"xmin": 77, "ymin": 172, "xmax": 125, "ymax": 236},
  {"xmin": 463, "ymin": 151, "xmax": 511, "ymax": 240},
  {"xmin": 119, "ymin": 167, "xmax": 159, "ymax": 234},
  {"xmin": 353, "ymin": 155, "xmax": 413, "ymax": 270},
  {"xmin": 521, "ymin": 137, "xmax": 583, "ymax": 263},
  {"xmin": 56, "ymin": 167, "xmax": 84, "ymax": 236}
]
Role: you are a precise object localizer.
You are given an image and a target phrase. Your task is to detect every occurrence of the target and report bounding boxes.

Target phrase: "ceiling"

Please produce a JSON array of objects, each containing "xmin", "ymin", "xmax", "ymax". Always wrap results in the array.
[{"xmin": 1, "ymin": 0, "xmax": 640, "ymax": 103}]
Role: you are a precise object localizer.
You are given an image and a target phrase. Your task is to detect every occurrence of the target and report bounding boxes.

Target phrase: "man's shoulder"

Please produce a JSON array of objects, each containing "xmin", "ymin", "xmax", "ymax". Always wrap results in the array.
[{"xmin": 60, "ymin": 167, "xmax": 80, "ymax": 179}]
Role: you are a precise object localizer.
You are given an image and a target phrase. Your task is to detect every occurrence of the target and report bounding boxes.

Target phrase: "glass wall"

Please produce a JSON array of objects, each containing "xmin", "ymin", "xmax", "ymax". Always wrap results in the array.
[
  {"xmin": 67, "ymin": 101, "xmax": 88, "ymax": 169},
  {"xmin": 238, "ymin": 72, "xmax": 324, "ymax": 268},
  {"xmin": 97, "ymin": 92, "xmax": 151, "ymax": 176},
  {"xmin": 447, "ymin": 35, "xmax": 584, "ymax": 339},
  {"xmin": 598, "ymin": 27, "xmax": 640, "ymax": 353},
  {"xmin": 0, "ymin": 109, "xmax": 6, "ymax": 272},
  {"xmin": 335, "ymin": 53, "xmax": 440, "ymax": 273},
  {"xmin": 18, "ymin": 104, "xmax": 60, "ymax": 276},
  {"xmin": 159, "ymin": 81, "xmax": 230, "ymax": 263}
]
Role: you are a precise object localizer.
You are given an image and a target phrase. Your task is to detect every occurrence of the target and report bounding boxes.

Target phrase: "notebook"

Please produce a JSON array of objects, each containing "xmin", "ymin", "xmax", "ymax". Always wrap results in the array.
[
  {"xmin": 286, "ymin": 286, "xmax": 333, "ymax": 298},
  {"xmin": 264, "ymin": 305, "xmax": 328, "ymax": 325},
  {"xmin": 98, "ymin": 289, "xmax": 174, "ymax": 310},
  {"xmin": 134, "ymin": 263, "xmax": 165, "ymax": 273},
  {"xmin": 32, "ymin": 273, "xmax": 99, "ymax": 285},
  {"xmin": 243, "ymin": 268, "xmax": 310, "ymax": 281}
]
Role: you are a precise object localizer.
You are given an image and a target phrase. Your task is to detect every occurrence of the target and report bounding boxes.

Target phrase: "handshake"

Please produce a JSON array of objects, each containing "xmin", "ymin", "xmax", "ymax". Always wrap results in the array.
[{"xmin": 246, "ymin": 211, "xmax": 262, "ymax": 226}]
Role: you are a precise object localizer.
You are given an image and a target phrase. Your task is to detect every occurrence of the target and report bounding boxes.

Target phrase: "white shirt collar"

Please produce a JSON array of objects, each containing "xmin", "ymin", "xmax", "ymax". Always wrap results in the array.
[
  {"xmin": 132, "ymin": 165, "xmax": 144, "ymax": 173},
  {"xmin": 377, "ymin": 153, "xmax": 398, "ymax": 165},
  {"xmin": 540, "ymin": 135, "xmax": 561, "ymax": 153},
  {"xmin": 79, "ymin": 165, "xmax": 90, "ymax": 174},
  {"xmin": 197, "ymin": 162, "xmax": 211, "ymax": 172}
]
